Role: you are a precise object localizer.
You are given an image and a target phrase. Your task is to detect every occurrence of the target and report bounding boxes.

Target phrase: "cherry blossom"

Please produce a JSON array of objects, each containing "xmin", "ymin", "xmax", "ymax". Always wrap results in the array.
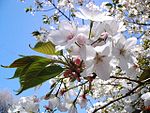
[
  {"xmin": 74, "ymin": 2, "xmax": 113, "ymax": 21},
  {"xmin": 80, "ymin": 41, "xmax": 113, "ymax": 80},
  {"xmin": 4, "ymin": 0, "xmax": 150, "ymax": 113},
  {"xmin": 8, "ymin": 96, "xmax": 39, "ymax": 113},
  {"xmin": 141, "ymin": 92, "xmax": 150, "ymax": 107},
  {"xmin": 112, "ymin": 33, "xmax": 137, "ymax": 72}
]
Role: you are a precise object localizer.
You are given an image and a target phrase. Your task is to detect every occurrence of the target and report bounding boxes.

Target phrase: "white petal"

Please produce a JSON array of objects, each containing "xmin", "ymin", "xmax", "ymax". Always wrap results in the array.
[
  {"xmin": 119, "ymin": 56, "xmax": 129, "ymax": 71},
  {"xmin": 49, "ymin": 97, "xmax": 60, "ymax": 109},
  {"xmin": 77, "ymin": 97, "xmax": 87, "ymax": 108},
  {"xmin": 118, "ymin": 21, "xmax": 126, "ymax": 32},
  {"xmin": 80, "ymin": 45, "xmax": 96, "ymax": 61},
  {"xmin": 95, "ymin": 57, "xmax": 112, "ymax": 80},
  {"xmin": 144, "ymin": 100, "xmax": 150, "ymax": 106},
  {"xmin": 68, "ymin": 105, "xmax": 78, "ymax": 113},
  {"xmin": 64, "ymin": 92, "xmax": 73, "ymax": 103},
  {"xmin": 74, "ymin": 12, "xmax": 87, "ymax": 20},
  {"xmin": 81, "ymin": 63, "xmax": 94, "ymax": 77},
  {"xmin": 94, "ymin": 41, "xmax": 111, "ymax": 55},
  {"xmin": 112, "ymin": 33, "xmax": 126, "ymax": 44},
  {"xmin": 125, "ymin": 37, "xmax": 137, "ymax": 50},
  {"xmin": 58, "ymin": 102, "xmax": 68, "ymax": 112},
  {"xmin": 104, "ymin": 20, "xmax": 118, "ymax": 35},
  {"xmin": 141, "ymin": 92, "xmax": 150, "ymax": 100},
  {"xmin": 59, "ymin": 21, "xmax": 76, "ymax": 33},
  {"xmin": 79, "ymin": 7, "xmax": 91, "ymax": 19},
  {"xmin": 49, "ymin": 30, "xmax": 66, "ymax": 45}
]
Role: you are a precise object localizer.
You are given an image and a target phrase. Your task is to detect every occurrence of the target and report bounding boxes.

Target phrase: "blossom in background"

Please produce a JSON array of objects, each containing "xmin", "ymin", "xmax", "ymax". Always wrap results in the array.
[
  {"xmin": 8, "ymin": 96, "xmax": 39, "ymax": 113},
  {"xmin": 58, "ymin": 0, "xmax": 74, "ymax": 9},
  {"xmin": 4, "ymin": 0, "xmax": 150, "ymax": 113},
  {"xmin": 0, "ymin": 90, "xmax": 13, "ymax": 113},
  {"xmin": 74, "ymin": 2, "xmax": 113, "ymax": 21},
  {"xmin": 77, "ymin": 94, "xmax": 87, "ymax": 108},
  {"xmin": 68, "ymin": 104, "xmax": 77, "ymax": 113},
  {"xmin": 141, "ymin": 92, "xmax": 150, "ymax": 107}
]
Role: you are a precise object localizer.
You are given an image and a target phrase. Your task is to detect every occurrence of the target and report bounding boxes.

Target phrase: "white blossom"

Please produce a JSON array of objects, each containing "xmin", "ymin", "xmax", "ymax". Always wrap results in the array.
[
  {"xmin": 74, "ymin": 2, "xmax": 113, "ymax": 21},
  {"xmin": 80, "ymin": 41, "xmax": 112, "ymax": 80},
  {"xmin": 112, "ymin": 33, "xmax": 137, "ymax": 72},
  {"xmin": 141, "ymin": 92, "xmax": 150, "ymax": 106}
]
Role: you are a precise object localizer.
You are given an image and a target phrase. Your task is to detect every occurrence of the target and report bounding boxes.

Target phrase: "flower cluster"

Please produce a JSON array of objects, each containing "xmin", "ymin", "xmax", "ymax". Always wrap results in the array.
[
  {"xmin": 100, "ymin": 0, "xmax": 150, "ymax": 36},
  {"xmin": 0, "ymin": 90, "xmax": 13, "ymax": 113},
  {"xmin": 5, "ymin": 0, "xmax": 150, "ymax": 113},
  {"xmin": 8, "ymin": 96, "xmax": 39, "ymax": 113}
]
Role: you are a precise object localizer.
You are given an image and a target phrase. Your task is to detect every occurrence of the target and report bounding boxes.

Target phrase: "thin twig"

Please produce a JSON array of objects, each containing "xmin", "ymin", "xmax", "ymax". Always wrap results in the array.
[
  {"xmin": 110, "ymin": 76, "xmax": 142, "ymax": 84},
  {"xmin": 66, "ymin": 81, "xmax": 88, "ymax": 92},
  {"xmin": 92, "ymin": 84, "xmax": 141, "ymax": 113},
  {"xmin": 92, "ymin": 77, "xmax": 150, "ymax": 113},
  {"xmin": 35, "ymin": 8, "xmax": 55, "ymax": 12},
  {"xmin": 132, "ymin": 21, "xmax": 150, "ymax": 26},
  {"xmin": 48, "ymin": 0, "xmax": 71, "ymax": 21}
]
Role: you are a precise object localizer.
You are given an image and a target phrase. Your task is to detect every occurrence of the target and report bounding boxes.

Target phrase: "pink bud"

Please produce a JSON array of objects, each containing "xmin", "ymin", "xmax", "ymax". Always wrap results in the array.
[
  {"xmin": 74, "ymin": 57, "xmax": 81, "ymax": 65},
  {"xmin": 100, "ymin": 32, "xmax": 109, "ymax": 40},
  {"xmin": 67, "ymin": 33, "xmax": 74, "ymax": 40},
  {"xmin": 76, "ymin": 33, "xmax": 87, "ymax": 45}
]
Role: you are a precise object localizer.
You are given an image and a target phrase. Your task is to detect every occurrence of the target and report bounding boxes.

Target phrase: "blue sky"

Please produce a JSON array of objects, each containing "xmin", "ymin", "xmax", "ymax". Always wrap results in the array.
[
  {"xmin": 0, "ymin": 0, "xmax": 106, "ymax": 112},
  {"xmin": 0, "ymin": 0, "xmax": 107, "ymax": 95},
  {"xmin": 0, "ymin": 0, "xmax": 49, "ymax": 97}
]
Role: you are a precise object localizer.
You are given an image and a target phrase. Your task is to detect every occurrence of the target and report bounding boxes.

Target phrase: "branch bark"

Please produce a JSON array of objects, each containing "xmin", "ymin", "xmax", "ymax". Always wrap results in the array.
[
  {"xmin": 48, "ymin": 0, "xmax": 71, "ymax": 21},
  {"xmin": 92, "ymin": 77, "xmax": 150, "ymax": 113}
]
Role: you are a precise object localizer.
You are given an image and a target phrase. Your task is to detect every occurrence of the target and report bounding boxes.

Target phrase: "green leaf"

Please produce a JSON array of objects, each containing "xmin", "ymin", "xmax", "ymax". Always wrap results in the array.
[
  {"xmin": 2, "ymin": 55, "xmax": 64, "ymax": 94},
  {"xmin": 8, "ymin": 63, "xmax": 32, "ymax": 79},
  {"xmin": 32, "ymin": 31, "xmax": 41, "ymax": 37},
  {"xmin": 29, "ymin": 42, "xmax": 60, "ymax": 55},
  {"xmin": 105, "ymin": 3, "xmax": 113, "ymax": 7},
  {"xmin": 43, "ymin": 15, "xmax": 51, "ymax": 25},
  {"xmin": 17, "ymin": 64, "xmax": 64, "ymax": 95},
  {"xmin": 53, "ymin": 14, "xmax": 59, "ymax": 22},
  {"xmin": 1, "ymin": 56, "xmax": 44, "ymax": 68},
  {"xmin": 117, "ymin": 4, "xmax": 123, "ymax": 8},
  {"xmin": 25, "ymin": 7, "xmax": 32, "ymax": 13}
]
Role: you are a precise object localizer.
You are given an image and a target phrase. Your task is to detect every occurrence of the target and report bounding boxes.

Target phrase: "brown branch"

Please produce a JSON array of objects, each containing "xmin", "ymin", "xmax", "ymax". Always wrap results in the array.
[
  {"xmin": 92, "ymin": 77, "xmax": 150, "ymax": 113},
  {"xmin": 127, "ymin": 20, "xmax": 150, "ymax": 26},
  {"xmin": 142, "ymin": 78, "xmax": 150, "ymax": 84},
  {"xmin": 132, "ymin": 21, "xmax": 150, "ymax": 26},
  {"xmin": 92, "ymin": 84, "xmax": 141, "ymax": 113},
  {"xmin": 48, "ymin": 0, "xmax": 71, "ymax": 21},
  {"xmin": 110, "ymin": 76, "xmax": 142, "ymax": 84}
]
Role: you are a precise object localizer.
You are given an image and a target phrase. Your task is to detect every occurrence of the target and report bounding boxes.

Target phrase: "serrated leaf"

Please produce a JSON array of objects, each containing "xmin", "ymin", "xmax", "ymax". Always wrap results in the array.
[
  {"xmin": 2, "ymin": 54, "xmax": 64, "ymax": 95},
  {"xmin": 16, "ymin": 64, "xmax": 64, "ymax": 95},
  {"xmin": 8, "ymin": 64, "xmax": 31, "ymax": 79},
  {"xmin": 2, "ymin": 56, "xmax": 44, "ymax": 68},
  {"xmin": 29, "ymin": 41, "xmax": 60, "ymax": 55}
]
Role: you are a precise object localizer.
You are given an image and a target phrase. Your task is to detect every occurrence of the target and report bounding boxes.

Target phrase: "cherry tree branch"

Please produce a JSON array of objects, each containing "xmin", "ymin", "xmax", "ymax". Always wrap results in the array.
[
  {"xmin": 132, "ymin": 21, "xmax": 150, "ymax": 26},
  {"xmin": 110, "ymin": 76, "xmax": 142, "ymax": 84},
  {"xmin": 48, "ymin": 0, "xmax": 71, "ymax": 21},
  {"xmin": 35, "ymin": 8, "xmax": 55, "ymax": 12},
  {"xmin": 92, "ymin": 84, "xmax": 141, "ymax": 113},
  {"xmin": 92, "ymin": 78, "xmax": 150, "ymax": 113},
  {"xmin": 126, "ymin": 20, "xmax": 150, "ymax": 26}
]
